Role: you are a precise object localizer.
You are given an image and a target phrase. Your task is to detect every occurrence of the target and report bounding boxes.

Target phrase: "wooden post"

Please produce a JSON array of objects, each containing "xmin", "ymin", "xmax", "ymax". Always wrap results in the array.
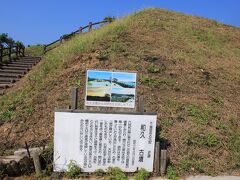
[
  {"xmin": 70, "ymin": 87, "xmax": 78, "ymax": 110},
  {"xmin": 25, "ymin": 141, "xmax": 31, "ymax": 158},
  {"xmin": 88, "ymin": 22, "xmax": 93, "ymax": 32},
  {"xmin": 154, "ymin": 142, "xmax": 160, "ymax": 175},
  {"xmin": 15, "ymin": 45, "xmax": 19, "ymax": 59},
  {"xmin": 32, "ymin": 152, "xmax": 42, "ymax": 175},
  {"xmin": 79, "ymin": 26, "xmax": 83, "ymax": 33},
  {"xmin": 138, "ymin": 96, "xmax": 144, "ymax": 113},
  {"xmin": 160, "ymin": 149, "xmax": 167, "ymax": 175},
  {"xmin": 43, "ymin": 45, "xmax": 46, "ymax": 54},
  {"xmin": 9, "ymin": 45, "xmax": 12, "ymax": 61},
  {"xmin": 0, "ymin": 44, "xmax": 3, "ymax": 63},
  {"xmin": 60, "ymin": 36, "xmax": 64, "ymax": 44},
  {"xmin": 22, "ymin": 46, "xmax": 25, "ymax": 56}
]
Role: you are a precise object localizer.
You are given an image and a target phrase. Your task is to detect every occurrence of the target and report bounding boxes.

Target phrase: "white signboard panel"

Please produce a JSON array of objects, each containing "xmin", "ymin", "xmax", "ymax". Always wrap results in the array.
[
  {"xmin": 85, "ymin": 70, "xmax": 137, "ymax": 108},
  {"xmin": 54, "ymin": 112, "xmax": 157, "ymax": 172}
]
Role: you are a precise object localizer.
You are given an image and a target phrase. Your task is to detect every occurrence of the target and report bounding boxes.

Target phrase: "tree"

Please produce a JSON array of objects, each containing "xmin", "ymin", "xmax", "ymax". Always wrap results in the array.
[
  {"xmin": 16, "ymin": 41, "xmax": 24, "ymax": 47},
  {"xmin": 0, "ymin": 33, "xmax": 15, "ymax": 46},
  {"xmin": 0, "ymin": 33, "xmax": 24, "ymax": 47},
  {"xmin": 0, "ymin": 33, "xmax": 9, "ymax": 43}
]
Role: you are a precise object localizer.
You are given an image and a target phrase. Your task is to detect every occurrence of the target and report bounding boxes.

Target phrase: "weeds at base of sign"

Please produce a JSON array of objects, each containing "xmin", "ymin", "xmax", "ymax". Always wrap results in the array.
[
  {"xmin": 65, "ymin": 160, "xmax": 82, "ymax": 179},
  {"xmin": 95, "ymin": 168, "xmax": 105, "ymax": 177},
  {"xmin": 106, "ymin": 167, "xmax": 128, "ymax": 180},
  {"xmin": 134, "ymin": 168, "xmax": 150, "ymax": 180},
  {"xmin": 166, "ymin": 164, "xmax": 179, "ymax": 180},
  {"xmin": 63, "ymin": 166, "xmax": 151, "ymax": 179}
]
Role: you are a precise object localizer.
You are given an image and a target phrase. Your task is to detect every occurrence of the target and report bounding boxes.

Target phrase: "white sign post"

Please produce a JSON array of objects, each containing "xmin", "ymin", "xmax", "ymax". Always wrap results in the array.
[{"xmin": 54, "ymin": 111, "xmax": 157, "ymax": 172}]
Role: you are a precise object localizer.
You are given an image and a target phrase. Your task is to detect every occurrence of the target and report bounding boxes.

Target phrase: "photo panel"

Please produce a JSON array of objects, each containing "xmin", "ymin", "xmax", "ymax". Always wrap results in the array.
[
  {"xmin": 112, "ymin": 72, "xmax": 136, "ymax": 88},
  {"xmin": 85, "ymin": 70, "xmax": 137, "ymax": 108},
  {"xmin": 87, "ymin": 70, "xmax": 112, "ymax": 88},
  {"xmin": 86, "ymin": 87, "xmax": 111, "ymax": 102}
]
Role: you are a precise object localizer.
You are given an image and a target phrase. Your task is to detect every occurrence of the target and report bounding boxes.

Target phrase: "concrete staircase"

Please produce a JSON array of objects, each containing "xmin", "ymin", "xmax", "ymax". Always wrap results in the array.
[{"xmin": 0, "ymin": 56, "xmax": 41, "ymax": 95}]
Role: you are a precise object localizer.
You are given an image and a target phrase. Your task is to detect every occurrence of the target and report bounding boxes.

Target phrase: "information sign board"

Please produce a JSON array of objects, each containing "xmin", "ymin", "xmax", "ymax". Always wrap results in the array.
[{"xmin": 54, "ymin": 111, "xmax": 157, "ymax": 172}]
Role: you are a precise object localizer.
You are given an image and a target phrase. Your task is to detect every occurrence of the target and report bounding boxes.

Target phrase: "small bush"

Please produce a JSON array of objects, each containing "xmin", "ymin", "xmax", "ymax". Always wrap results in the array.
[
  {"xmin": 95, "ymin": 168, "xmax": 105, "ymax": 177},
  {"xmin": 204, "ymin": 133, "xmax": 219, "ymax": 147},
  {"xmin": 106, "ymin": 167, "xmax": 127, "ymax": 180},
  {"xmin": 96, "ymin": 50, "xmax": 109, "ymax": 61},
  {"xmin": 140, "ymin": 75, "xmax": 175, "ymax": 89},
  {"xmin": 65, "ymin": 160, "xmax": 82, "ymax": 179},
  {"xmin": 147, "ymin": 63, "xmax": 160, "ymax": 73},
  {"xmin": 228, "ymin": 133, "xmax": 240, "ymax": 167},
  {"xmin": 187, "ymin": 105, "xmax": 208, "ymax": 125},
  {"xmin": 186, "ymin": 133, "xmax": 219, "ymax": 148},
  {"xmin": 40, "ymin": 143, "xmax": 54, "ymax": 175},
  {"xmin": 134, "ymin": 168, "xmax": 150, "ymax": 180},
  {"xmin": 178, "ymin": 160, "xmax": 191, "ymax": 172},
  {"xmin": 166, "ymin": 165, "xmax": 179, "ymax": 180},
  {"xmin": 0, "ymin": 110, "xmax": 13, "ymax": 121}
]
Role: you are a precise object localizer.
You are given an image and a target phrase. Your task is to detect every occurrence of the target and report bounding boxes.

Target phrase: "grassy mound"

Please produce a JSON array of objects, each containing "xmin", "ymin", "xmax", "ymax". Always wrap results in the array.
[{"xmin": 0, "ymin": 8, "xmax": 240, "ymax": 176}]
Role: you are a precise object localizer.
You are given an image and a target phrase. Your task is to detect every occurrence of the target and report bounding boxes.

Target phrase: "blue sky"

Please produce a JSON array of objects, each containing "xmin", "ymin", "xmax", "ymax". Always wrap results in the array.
[
  {"xmin": 112, "ymin": 72, "xmax": 136, "ymax": 82},
  {"xmin": 1, "ymin": 0, "xmax": 239, "ymax": 45},
  {"xmin": 88, "ymin": 70, "xmax": 111, "ymax": 80}
]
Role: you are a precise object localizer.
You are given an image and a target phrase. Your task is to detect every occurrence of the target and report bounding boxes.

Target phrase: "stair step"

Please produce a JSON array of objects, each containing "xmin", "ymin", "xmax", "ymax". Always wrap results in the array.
[
  {"xmin": 0, "ymin": 66, "xmax": 29, "ymax": 71},
  {"xmin": 0, "ymin": 73, "xmax": 22, "ymax": 78},
  {"xmin": 20, "ymin": 56, "xmax": 41, "ymax": 59},
  {"xmin": 0, "ymin": 84, "xmax": 12, "ymax": 89},
  {"xmin": 19, "ymin": 59, "xmax": 40, "ymax": 62},
  {"xmin": 0, "ymin": 81, "xmax": 13, "ymax": 84},
  {"xmin": 16, "ymin": 58, "xmax": 40, "ymax": 61},
  {"xmin": 15, "ymin": 60, "xmax": 39, "ymax": 63},
  {"xmin": 0, "ymin": 56, "xmax": 41, "ymax": 96},
  {"xmin": 9, "ymin": 62, "xmax": 36, "ymax": 65},
  {"xmin": 0, "ymin": 77, "xmax": 16, "ymax": 83},
  {"xmin": 3, "ymin": 64, "xmax": 32, "ymax": 68},
  {"xmin": 15, "ymin": 58, "xmax": 39, "ymax": 61},
  {"xmin": 0, "ymin": 69, "xmax": 27, "ymax": 74}
]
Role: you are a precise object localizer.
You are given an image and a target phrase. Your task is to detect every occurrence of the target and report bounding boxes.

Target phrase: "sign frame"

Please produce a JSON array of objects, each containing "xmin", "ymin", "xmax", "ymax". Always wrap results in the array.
[{"xmin": 84, "ymin": 69, "xmax": 137, "ymax": 109}]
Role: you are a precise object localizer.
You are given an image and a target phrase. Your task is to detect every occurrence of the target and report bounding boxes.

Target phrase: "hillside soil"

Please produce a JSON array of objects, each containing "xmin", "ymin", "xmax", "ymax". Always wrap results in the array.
[{"xmin": 0, "ymin": 9, "xmax": 240, "ymax": 177}]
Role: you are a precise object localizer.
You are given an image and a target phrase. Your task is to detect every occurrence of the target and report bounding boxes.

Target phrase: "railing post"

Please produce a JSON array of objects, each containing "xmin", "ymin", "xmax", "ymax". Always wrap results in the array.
[
  {"xmin": 43, "ymin": 45, "xmax": 46, "ymax": 54},
  {"xmin": 16, "ymin": 45, "xmax": 19, "ymax": 59},
  {"xmin": 19, "ymin": 46, "xmax": 22, "ymax": 56},
  {"xmin": 79, "ymin": 26, "xmax": 83, "ymax": 33},
  {"xmin": 22, "ymin": 46, "xmax": 25, "ymax": 57},
  {"xmin": 9, "ymin": 45, "xmax": 12, "ymax": 61},
  {"xmin": 0, "ymin": 44, "xmax": 3, "ymax": 63},
  {"xmin": 108, "ymin": 18, "xmax": 113, "ymax": 23},
  {"xmin": 88, "ymin": 22, "xmax": 93, "ymax": 32},
  {"xmin": 60, "ymin": 36, "xmax": 65, "ymax": 44}
]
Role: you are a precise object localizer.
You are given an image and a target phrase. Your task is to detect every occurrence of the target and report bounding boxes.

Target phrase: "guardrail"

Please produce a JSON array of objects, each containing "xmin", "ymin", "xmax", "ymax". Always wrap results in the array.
[
  {"xmin": 43, "ymin": 20, "xmax": 110, "ymax": 54},
  {"xmin": 0, "ymin": 44, "xmax": 25, "ymax": 65}
]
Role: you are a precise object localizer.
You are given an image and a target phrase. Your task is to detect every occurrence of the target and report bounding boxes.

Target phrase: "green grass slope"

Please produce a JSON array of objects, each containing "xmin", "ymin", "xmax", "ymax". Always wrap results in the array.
[
  {"xmin": 0, "ymin": 8, "xmax": 240, "ymax": 176},
  {"xmin": 25, "ymin": 44, "xmax": 45, "ymax": 57}
]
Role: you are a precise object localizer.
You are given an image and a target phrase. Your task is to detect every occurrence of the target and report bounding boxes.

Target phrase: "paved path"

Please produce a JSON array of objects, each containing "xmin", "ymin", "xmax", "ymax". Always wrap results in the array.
[
  {"xmin": 147, "ymin": 176, "xmax": 240, "ymax": 180},
  {"xmin": 186, "ymin": 176, "xmax": 240, "ymax": 180}
]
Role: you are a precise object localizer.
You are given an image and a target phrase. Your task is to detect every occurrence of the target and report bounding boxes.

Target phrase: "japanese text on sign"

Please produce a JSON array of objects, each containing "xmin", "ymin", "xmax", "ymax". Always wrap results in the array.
[{"xmin": 54, "ymin": 112, "xmax": 157, "ymax": 172}]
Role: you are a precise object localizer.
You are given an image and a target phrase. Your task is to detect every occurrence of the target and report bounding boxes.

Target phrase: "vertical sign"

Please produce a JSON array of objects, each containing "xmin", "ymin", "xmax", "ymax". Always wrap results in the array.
[
  {"xmin": 85, "ymin": 70, "xmax": 137, "ymax": 108},
  {"xmin": 54, "ymin": 112, "xmax": 157, "ymax": 172}
]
